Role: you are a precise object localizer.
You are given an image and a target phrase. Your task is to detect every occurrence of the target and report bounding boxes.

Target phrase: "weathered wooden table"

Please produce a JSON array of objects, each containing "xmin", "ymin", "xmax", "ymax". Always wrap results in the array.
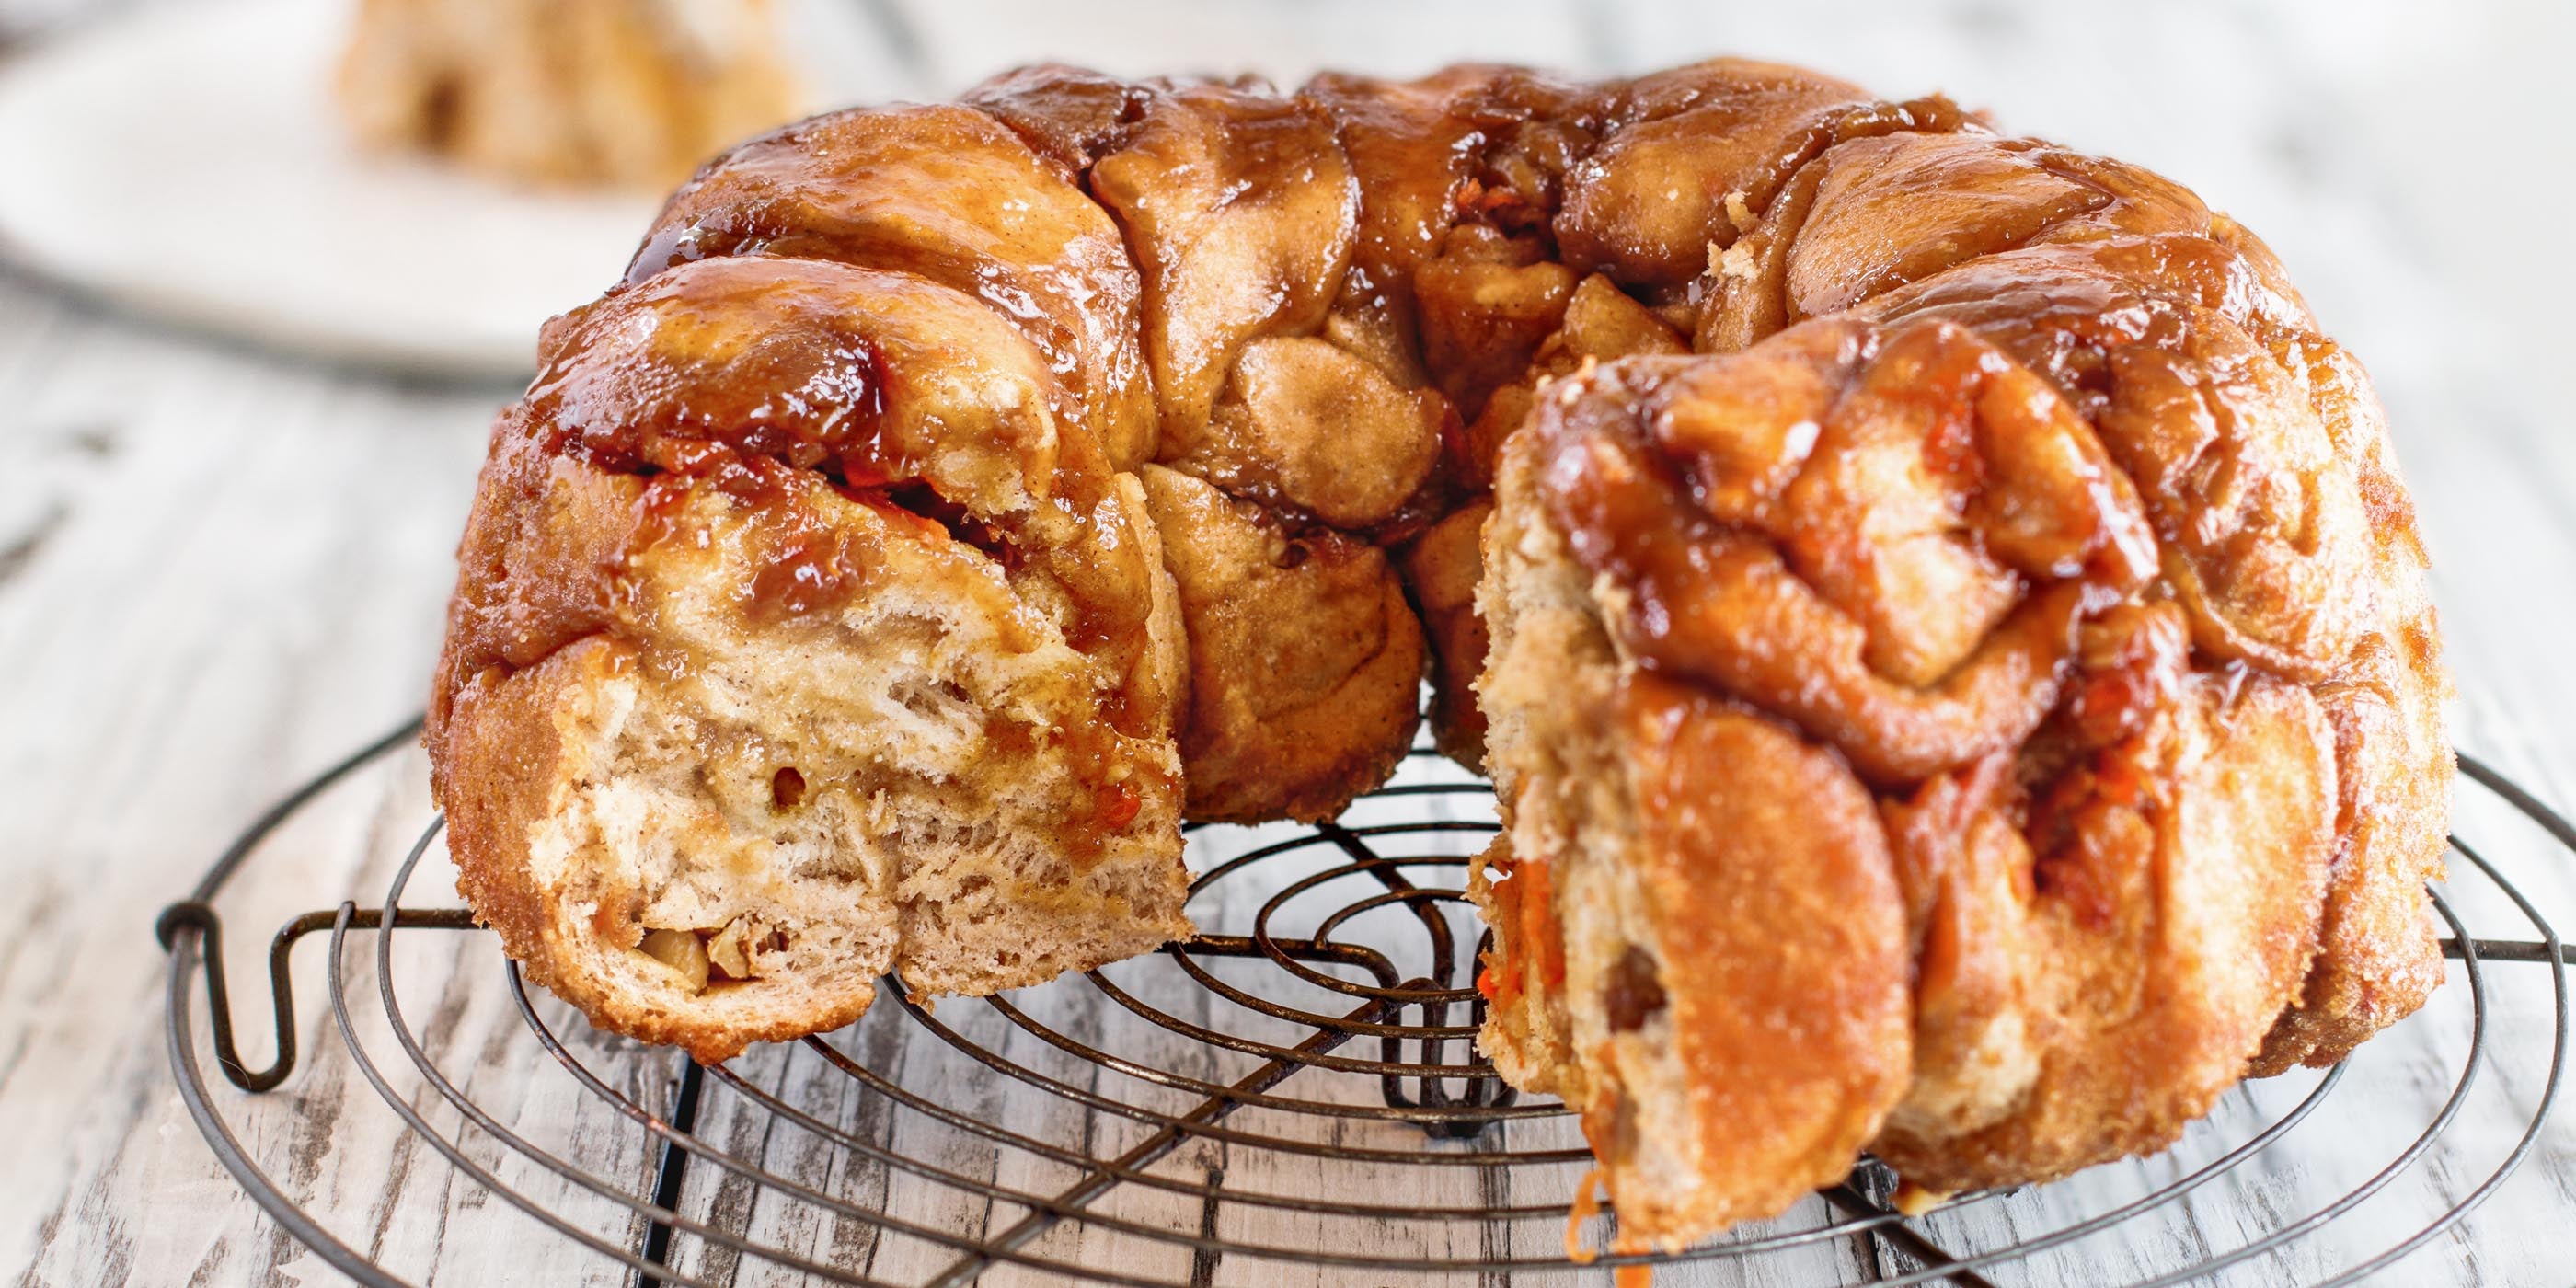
[{"xmin": 5, "ymin": 1, "xmax": 2572, "ymax": 1283}]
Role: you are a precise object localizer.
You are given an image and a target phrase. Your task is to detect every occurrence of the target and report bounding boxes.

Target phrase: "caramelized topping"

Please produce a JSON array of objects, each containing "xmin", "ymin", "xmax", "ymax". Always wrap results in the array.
[
  {"xmin": 422, "ymin": 59, "xmax": 2441, "ymax": 1253},
  {"xmin": 529, "ymin": 260, "xmax": 901, "ymax": 484}
]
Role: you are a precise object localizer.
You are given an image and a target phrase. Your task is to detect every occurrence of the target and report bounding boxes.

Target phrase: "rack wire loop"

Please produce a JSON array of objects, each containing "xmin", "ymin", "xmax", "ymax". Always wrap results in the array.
[{"xmin": 159, "ymin": 717, "xmax": 2576, "ymax": 1285}]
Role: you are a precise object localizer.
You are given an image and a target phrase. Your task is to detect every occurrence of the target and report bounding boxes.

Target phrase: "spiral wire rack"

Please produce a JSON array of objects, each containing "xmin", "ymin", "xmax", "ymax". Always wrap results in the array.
[{"xmin": 157, "ymin": 717, "xmax": 2573, "ymax": 1285}]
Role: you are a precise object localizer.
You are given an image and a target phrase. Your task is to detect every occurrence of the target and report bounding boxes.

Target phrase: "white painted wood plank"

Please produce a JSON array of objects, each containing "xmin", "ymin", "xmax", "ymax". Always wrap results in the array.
[{"xmin": 3, "ymin": 1, "xmax": 2572, "ymax": 1284}]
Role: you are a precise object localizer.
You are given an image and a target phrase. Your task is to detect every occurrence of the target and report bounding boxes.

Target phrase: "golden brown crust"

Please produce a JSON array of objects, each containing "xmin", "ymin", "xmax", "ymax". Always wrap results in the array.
[
  {"xmin": 436, "ymin": 639, "xmax": 594, "ymax": 1009},
  {"xmin": 1400, "ymin": 499, "xmax": 1493, "ymax": 770},
  {"xmin": 1091, "ymin": 84, "xmax": 1361, "ymax": 459},
  {"xmin": 431, "ymin": 408, "xmax": 638, "ymax": 733},
  {"xmin": 1139, "ymin": 466, "xmax": 1423, "ymax": 822},
  {"xmin": 1615, "ymin": 674, "xmax": 1912, "ymax": 1245},
  {"xmin": 1482, "ymin": 103, "xmax": 2443, "ymax": 1230},
  {"xmin": 1558, "ymin": 60, "xmax": 1875, "ymax": 288},
  {"xmin": 2252, "ymin": 597, "xmax": 2450, "ymax": 1072},
  {"xmin": 1869, "ymin": 633, "xmax": 2336, "ymax": 1192},
  {"xmin": 430, "ymin": 250, "xmax": 1188, "ymax": 1064},
  {"xmin": 628, "ymin": 105, "xmax": 1163, "ymax": 472},
  {"xmin": 429, "ymin": 58, "xmax": 2450, "ymax": 1236},
  {"xmin": 1527, "ymin": 322, "xmax": 2156, "ymax": 787}
]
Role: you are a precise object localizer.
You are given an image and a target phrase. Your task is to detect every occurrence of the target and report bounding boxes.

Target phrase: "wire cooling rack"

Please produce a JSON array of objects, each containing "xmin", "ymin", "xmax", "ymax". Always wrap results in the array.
[{"xmin": 157, "ymin": 717, "xmax": 2572, "ymax": 1286}]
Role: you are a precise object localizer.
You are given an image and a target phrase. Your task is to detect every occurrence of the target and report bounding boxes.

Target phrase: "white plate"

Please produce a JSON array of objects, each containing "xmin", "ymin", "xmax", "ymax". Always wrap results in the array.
[{"xmin": 0, "ymin": 0, "xmax": 668, "ymax": 380}]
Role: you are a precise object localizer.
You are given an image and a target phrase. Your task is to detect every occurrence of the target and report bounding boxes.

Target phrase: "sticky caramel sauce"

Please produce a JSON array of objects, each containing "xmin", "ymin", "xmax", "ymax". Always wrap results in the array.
[
  {"xmin": 530, "ymin": 257, "xmax": 1166, "ymax": 748},
  {"xmin": 526, "ymin": 263, "xmax": 910, "ymax": 490}
]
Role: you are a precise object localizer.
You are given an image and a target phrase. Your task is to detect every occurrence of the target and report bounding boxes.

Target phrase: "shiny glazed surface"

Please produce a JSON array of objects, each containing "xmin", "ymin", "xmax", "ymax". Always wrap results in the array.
[{"xmin": 428, "ymin": 56, "xmax": 2450, "ymax": 1245}]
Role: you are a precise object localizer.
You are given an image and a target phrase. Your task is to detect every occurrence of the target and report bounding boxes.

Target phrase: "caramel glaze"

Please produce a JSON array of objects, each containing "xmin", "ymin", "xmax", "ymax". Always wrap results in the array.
[
  {"xmin": 1533, "ymin": 318, "xmax": 2159, "ymax": 786},
  {"xmin": 522, "ymin": 257, "xmax": 1159, "ymax": 724},
  {"xmin": 627, "ymin": 104, "xmax": 1163, "ymax": 474},
  {"xmin": 434, "ymin": 254, "xmax": 1175, "ymax": 867},
  {"xmin": 1501, "ymin": 108, "xmax": 2443, "ymax": 1202},
  {"xmin": 434, "ymin": 59, "xmax": 2447, "ymax": 1167}
]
